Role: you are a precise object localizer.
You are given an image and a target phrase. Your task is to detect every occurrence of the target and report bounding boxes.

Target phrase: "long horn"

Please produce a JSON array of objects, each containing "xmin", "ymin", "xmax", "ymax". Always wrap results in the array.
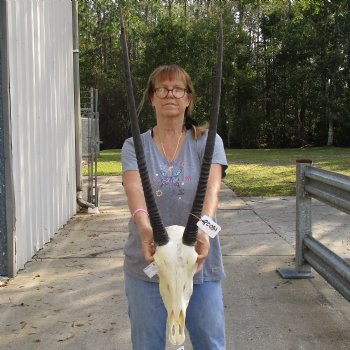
[
  {"xmin": 182, "ymin": 17, "xmax": 224, "ymax": 246},
  {"xmin": 120, "ymin": 10, "xmax": 169, "ymax": 246}
]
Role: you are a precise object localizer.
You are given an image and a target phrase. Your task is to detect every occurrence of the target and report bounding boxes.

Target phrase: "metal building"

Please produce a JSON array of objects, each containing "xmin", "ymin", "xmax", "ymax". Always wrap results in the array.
[{"xmin": 0, "ymin": 0, "xmax": 79, "ymax": 277}]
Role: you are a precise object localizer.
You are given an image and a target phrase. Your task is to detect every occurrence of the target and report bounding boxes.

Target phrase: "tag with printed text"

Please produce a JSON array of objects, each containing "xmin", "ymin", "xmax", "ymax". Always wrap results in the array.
[
  {"xmin": 197, "ymin": 215, "xmax": 221, "ymax": 238},
  {"xmin": 143, "ymin": 262, "xmax": 159, "ymax": 279}
]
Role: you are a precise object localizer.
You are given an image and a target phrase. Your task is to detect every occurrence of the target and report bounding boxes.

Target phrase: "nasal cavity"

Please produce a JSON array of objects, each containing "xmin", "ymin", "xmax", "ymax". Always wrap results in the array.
[{"xmin": 170, "ymin": 310, "xmax": 185, "ymax": 337}]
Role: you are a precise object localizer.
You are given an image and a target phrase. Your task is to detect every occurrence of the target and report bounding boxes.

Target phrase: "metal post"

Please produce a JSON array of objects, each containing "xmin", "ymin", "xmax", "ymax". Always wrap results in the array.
[
  {"xmin": 94, "ymin": 89, "xmax": 98, "ymax": 206},
  {"xmin": 277, "ymin": 159, "xmax": 314, "ymax": 278},
  {"xmin": 73, "ymin": 0, "xmax": 95, "ymax": 211},
  {"xmin": 0, "ymin": 14, "xmax": 8, "ymax": 276},
  {"xmin": 95, "ymin": 89, "xmax": 100, "ymax": 156},
  {"xmin": 72, "ymin": 0, "xmax": 82, "ymax": 192},
  {"xmin": 0, "ymin": 1, "xmax": 15, "ymax": 277},
  {"xmin": 87, "ymin": 87, "xmax": 93, "ymax": 203},
  {"xmin": 295, "ymin": 160, "xmax": 313, "ymax": 274}
]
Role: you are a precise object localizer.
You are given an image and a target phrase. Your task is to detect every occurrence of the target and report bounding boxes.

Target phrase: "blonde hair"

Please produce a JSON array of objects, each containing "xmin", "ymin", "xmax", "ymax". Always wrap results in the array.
[{"xmin": 137, "ymin": 65, "xmax": 208, "ymax": 139}]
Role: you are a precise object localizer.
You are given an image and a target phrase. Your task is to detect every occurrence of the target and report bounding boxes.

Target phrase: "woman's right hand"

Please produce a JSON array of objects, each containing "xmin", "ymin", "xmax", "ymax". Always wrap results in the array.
[
  {"xmin": 141, "ymin": 235, "xmax": 156, "ymax": 263},
  {"xmin": 137, "ymin": 221, "xmax": 156, "ymax": 263},
  {"xmin": 131, "ymin": 205, "xmax": 155, "ymax": 262}
]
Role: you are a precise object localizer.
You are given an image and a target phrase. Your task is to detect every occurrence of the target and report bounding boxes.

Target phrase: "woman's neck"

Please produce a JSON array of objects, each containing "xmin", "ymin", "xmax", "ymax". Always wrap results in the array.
[
  {"xmin": 154, "ymin": 121, "xmax": 184, "ymax": 139},
  {"xmin": 154, "ymin": 123, "xmax": 185, "ymax": 165}
]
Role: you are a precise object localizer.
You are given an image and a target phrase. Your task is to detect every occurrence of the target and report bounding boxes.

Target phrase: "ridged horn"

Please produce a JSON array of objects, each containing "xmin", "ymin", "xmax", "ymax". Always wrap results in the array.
[
  {"xmin": 182, "ymin": 17, "xmax": 224, "ymax": 246},
  {"xmin": 120, "ymin": 10, "xmax": 169, "ymax": 246}
]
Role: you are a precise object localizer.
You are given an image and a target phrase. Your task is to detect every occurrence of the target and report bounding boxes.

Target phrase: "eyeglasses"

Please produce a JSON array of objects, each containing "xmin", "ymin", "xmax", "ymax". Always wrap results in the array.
[{"xmin": 154, "ymin": 87, "xmax": 187, "ymax": 99}]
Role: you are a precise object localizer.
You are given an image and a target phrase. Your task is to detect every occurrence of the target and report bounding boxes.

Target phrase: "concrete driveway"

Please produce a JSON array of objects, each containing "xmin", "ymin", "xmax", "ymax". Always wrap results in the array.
[{"xmin": 1, "ymin": 176, "xmax": 350, "ymax": 349}]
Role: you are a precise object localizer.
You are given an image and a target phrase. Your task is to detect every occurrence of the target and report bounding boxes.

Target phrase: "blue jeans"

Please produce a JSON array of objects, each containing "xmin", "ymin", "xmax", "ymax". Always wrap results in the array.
[{"xmin": 124, "ymin": 273, "xmax": 226, "ymax": 350}]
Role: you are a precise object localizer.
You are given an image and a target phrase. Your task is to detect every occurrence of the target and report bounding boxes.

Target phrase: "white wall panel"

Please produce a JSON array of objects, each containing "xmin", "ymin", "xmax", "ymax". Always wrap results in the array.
[{"xmin": 7, "ymin": 0, "xmax": 76, "ymax": 271}]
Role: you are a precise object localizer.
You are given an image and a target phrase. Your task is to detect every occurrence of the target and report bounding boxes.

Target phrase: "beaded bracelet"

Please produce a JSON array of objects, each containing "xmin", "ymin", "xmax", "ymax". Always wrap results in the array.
[{"xmin": 132, "ymin": 208, "xmax": 149, "ymax": 223}]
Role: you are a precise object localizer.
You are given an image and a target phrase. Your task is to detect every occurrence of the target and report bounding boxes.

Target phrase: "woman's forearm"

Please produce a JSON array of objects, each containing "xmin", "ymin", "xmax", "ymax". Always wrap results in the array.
[{"xmin": 123, "ymin": 171, "xmax": 153, "ymax": 240}]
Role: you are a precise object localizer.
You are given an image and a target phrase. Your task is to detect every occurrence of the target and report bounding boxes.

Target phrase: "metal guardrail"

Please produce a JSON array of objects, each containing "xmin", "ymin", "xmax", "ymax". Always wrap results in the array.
[{"xmin": 277, "ymin": 160, "xmax": 350, "ymax": 302}]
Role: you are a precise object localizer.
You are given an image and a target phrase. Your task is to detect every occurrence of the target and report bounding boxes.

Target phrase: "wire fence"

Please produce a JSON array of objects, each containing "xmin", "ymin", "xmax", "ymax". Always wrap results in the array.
[{"xmin": 81, "ymin": 88, "xmax": 101, "ymax": 206}]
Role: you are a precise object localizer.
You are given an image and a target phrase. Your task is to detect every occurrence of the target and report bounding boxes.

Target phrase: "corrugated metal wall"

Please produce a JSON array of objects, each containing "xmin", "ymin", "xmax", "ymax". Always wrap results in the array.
[{"xmin": 6, "ymin": 0, "xmax": 76, "ymax": 270}]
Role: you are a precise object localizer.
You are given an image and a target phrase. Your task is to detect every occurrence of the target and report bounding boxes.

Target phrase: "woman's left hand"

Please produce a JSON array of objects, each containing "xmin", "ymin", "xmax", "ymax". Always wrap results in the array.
[{"xmin": 195, "ymin": 229, "xmax": 210, "ymax": 272}]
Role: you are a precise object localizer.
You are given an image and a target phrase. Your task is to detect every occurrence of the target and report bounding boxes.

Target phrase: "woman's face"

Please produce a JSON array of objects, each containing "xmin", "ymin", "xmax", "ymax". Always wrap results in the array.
[{"xmin": 151, "ymin": 77, "xmax": 192, "ymax": 121}]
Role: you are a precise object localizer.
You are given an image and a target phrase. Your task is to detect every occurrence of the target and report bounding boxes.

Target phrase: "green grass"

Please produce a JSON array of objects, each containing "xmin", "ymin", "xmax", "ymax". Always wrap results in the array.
[
  {"xmin": 86, "ymin": 147, "xmax": 350, "ymax": 197},
  {"xmin": 225, "ymin": 147, "xmax": 350, "ymax": 196},
  {"xmin": 83, "ymin": 149, "xmax": 122, "ymax": 176}
]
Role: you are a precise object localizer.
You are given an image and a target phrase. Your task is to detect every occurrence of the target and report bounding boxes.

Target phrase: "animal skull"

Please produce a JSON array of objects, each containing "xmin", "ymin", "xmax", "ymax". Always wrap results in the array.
[{"xmin": 153, "ymin": 225, "xmax": 198, "ymax": 346}]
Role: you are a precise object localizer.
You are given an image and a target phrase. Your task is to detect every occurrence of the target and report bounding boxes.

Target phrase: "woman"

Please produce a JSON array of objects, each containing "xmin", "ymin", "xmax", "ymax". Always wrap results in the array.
[{"xmin": 122, "ymin": 64, "xmax": 227, "ymax": 350}]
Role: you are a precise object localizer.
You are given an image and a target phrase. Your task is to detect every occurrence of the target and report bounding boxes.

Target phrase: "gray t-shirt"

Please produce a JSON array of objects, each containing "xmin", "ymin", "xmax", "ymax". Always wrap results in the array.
[{"xmin": 122, "ymin": 129, "xmax": 228, "ymax": 283}]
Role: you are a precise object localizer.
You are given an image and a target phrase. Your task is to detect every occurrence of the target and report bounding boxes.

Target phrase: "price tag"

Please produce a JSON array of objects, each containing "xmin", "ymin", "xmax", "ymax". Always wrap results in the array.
[
  {"xmin": 143, "ymin": 262, "xmax": 159, "ymax": 279},
  {"xmin": 197, "ymin": 215, "xmax": 221, "ymax": 238}
]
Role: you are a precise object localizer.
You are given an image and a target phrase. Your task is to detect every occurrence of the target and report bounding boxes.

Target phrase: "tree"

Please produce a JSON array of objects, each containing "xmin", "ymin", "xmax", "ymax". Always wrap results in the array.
[{"xmin": 77, "ymin": 0, "xmax": 350, "ymax": 148}]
